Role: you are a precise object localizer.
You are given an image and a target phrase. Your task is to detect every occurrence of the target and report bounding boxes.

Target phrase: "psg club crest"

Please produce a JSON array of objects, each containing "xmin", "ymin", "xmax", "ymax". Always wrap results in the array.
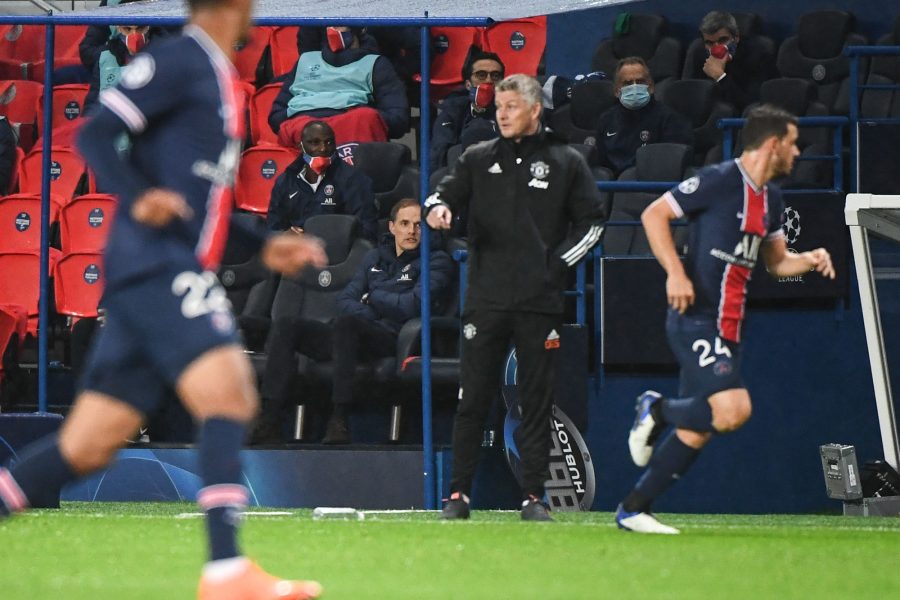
[{"xmin": 502, "ymin": 349, "xmax": 596, "ymax": 511}]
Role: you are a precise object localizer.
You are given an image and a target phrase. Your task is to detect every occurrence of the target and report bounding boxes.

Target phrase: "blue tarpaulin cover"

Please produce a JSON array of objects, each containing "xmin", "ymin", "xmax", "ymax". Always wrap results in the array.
[{"xmin": 56, "ymin": 0, "xmax": 639, "ymax": 25}]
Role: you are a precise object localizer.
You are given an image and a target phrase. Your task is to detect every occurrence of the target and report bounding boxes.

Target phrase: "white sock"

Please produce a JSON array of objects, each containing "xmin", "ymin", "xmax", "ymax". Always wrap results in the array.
[{"xmin": 203, "ymin": 556, "xmax": 250, "ymax": 582}]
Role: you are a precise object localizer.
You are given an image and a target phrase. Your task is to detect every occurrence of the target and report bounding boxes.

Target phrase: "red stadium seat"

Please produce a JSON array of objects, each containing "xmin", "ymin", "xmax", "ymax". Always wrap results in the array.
[
  {"xmin": 0, "ymin": 79, "xmax": 42, "ymax": 151},
  {"xmin": 60, "ymin": 193, "xmax": 117, "ymax": 254},
  {"xmin": 19, "ymin": 146, "xmax": 92, "ymax": 203},
  {"xmin": 54, "ymin": 251, "xmax": 104, "ymax": 318},
  {"xmin": 234, "ymin": 145, "xmax": 297, "ymax": 214},
  {"xmin": 269, "ymin": 26, "xmax": 300, "ymax": 78},
  {"xmin": 0, "ymin": 193, "xmax": 63, "ymax": 252},
  {"xmin": 29, "ymin": 25, "xmax": 88, "ymax": 82},
  {"xmin": 482, "ymin": 17, "xmax": 547, "ymax": 76},
  {"xmin": 0, "ymin": 302, "xmax": 27, "ymax": 385},
  {"xmin": 37, "ymin": 83, "xmax": 90, "ymax": 138},
  {"xmin": 414, "ymin": 27, "xmax": 482, "ymax": 101},
  {"xmin": 0, "ymin": 249, "xmax": 61, "ymax": 335},
  {"xmin": 249, "ymin": 82, "xmax": 282, "ymax": 145},
  {"xmin": 233, "ymin": 26, "xmax": 272, "ymax": 84},
  {"xmin": 0, "ymin": 25, "xmax": 45, "ymax": 81}
]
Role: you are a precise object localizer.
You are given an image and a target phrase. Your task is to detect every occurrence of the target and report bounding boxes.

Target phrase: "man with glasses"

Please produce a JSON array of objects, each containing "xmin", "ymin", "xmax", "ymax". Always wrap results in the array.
[
  {"xmin": 684, "ymin": 11, "xmax": 773, "ymax": 112},
  {"xmin": 429, "ymin": 49, "xmax": 505, "ymax": 172},
  {"xmin": 595, "ymin": 56, "xmax": 692, "ymax": 175}
]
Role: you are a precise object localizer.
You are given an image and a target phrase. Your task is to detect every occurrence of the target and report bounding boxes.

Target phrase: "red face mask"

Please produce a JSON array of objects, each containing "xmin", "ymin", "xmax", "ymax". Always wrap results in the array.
[
  {"xmin": 326, "ymin": 27, "xmax": 354, "ymax": 53},
  {"xmin": 125, "ymin": 31, "xmax": 147, "ymax": 55},
  {"xmin": 303, "ymin": 152, "xmax": 332, "ymax": 175},
  {"xmin": 471, "ymin": 82, "xmax": 495, "ymax": 109}
]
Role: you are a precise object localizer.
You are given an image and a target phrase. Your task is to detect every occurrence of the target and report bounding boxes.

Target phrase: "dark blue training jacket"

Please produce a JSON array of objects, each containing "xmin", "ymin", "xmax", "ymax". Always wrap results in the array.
[{"xmin": 337, "ymin": 234, "xmax": 453, "ymax": 334}]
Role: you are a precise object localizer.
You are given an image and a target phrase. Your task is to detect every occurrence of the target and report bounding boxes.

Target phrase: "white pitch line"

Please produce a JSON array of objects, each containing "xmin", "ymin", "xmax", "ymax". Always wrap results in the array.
[{"xmin": 175, "ymin": 511, "xmax": 294, "ymax": 519}]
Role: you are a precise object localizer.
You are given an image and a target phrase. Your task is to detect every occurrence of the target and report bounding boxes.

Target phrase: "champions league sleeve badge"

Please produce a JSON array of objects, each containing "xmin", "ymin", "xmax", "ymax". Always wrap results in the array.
[
  {"xmin": 502, "ymin": 349, "xmax": 596, "ymax": 511},
  {"xmin": 120, "ymin": 54, "xmax": 156, "ymax": 90},
  {"xmin": 678, "ymin": 176, "xmax": 700, "ymax": 194}
]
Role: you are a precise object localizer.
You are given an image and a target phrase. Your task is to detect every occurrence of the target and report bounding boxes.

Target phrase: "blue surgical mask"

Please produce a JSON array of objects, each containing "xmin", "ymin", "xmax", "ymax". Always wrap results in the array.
[{"xmin": 619, "ymin": 83, "xmax": 651, "ymax": 110}]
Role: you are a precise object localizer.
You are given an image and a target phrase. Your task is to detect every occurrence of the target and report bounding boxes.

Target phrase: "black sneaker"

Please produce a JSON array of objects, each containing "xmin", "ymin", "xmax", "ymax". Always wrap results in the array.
[
  {"xmin": 321, "ymin": 415, "xmax": 350, "ymax": 444},
  {"xmin": 521, "ymin": 495, "xmax": 553, "ymax": 522},
  {"xmin": 441, "ymin": 492, "xmax": 470, "ymax": 520}
]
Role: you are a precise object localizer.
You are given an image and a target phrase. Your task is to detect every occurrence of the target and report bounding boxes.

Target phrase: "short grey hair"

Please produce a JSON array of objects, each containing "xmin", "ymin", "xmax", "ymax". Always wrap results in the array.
[
  {"xmin": 496, "ymin": 74, "xmax": 543, "ymax": 111},
  {"xmin": 699, "ymin": 11, "xmax": 739, "ymax": 37}
]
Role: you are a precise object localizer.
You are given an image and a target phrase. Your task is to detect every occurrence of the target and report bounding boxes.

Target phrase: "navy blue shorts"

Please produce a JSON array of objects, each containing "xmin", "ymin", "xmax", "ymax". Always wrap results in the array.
[
  {"xmin": 79, "ymin": 266, "xmax": 239, "ymax": 415},
  {"xmin": 666, "ymin": 310, "xmax": 744, "ymax": 399}
]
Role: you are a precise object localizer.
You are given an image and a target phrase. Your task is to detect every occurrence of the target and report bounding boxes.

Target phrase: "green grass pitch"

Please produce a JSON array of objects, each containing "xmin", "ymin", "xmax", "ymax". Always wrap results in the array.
[{"xmin": 1, "ymin": 502, "xmax": 899, "ymax": 599}]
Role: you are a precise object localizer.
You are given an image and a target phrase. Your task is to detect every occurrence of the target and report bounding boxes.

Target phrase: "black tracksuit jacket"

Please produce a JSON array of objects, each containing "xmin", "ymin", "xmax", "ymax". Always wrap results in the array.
[{"xmin": 425, "ymin": 128, "xmax": 609, "ymax": 314}]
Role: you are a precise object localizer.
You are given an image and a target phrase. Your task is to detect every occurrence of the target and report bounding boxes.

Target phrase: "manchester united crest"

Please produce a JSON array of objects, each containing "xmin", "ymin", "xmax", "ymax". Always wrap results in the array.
[{"xmin": 530, "ymin": 161, "xmax": 550, "ymax": 179}]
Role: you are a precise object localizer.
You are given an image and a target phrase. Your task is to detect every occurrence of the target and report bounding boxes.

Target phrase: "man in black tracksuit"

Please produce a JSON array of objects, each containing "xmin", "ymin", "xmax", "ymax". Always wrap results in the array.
[
  {"xmin": 255, "ymin": 198, "xmax": 453, "ymax": 444},
  {"xmin": 426, "ymin": 74, "xmax": 608, "ymax": 521}
]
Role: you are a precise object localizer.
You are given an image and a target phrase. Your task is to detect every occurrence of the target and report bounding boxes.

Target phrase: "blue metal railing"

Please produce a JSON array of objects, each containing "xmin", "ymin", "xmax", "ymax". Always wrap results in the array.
[
  {"xmin": 0, "ymin": 11, "xmax": 496, "ymax": 511},
  {"xmin": 718, "ymin": 116, "xmax": 848, "ymax": 193}
]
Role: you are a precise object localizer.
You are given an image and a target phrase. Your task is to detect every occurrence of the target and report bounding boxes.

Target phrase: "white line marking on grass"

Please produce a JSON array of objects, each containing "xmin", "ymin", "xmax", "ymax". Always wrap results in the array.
[{"xmin": 175, "ymin": 511, "xmax": 294, "ymax": 519}]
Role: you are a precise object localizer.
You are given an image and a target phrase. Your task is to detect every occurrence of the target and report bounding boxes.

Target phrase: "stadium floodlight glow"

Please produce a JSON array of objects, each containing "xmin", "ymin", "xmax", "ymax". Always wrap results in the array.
[{"xmin": 845, "ymin": 194, "xmax": 900, "ymax": 470}]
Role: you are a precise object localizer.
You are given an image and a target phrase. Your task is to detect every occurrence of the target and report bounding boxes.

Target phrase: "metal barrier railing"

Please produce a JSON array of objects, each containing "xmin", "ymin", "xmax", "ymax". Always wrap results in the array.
[{"xmin": 718, "ymin": 116, "xmax": 848, "ymax": 193}]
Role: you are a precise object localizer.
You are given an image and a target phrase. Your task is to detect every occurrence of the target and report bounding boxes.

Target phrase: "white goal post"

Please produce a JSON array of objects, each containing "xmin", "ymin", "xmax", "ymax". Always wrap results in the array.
[{"xmin": 845, "ymin": 193, "xmax": 900, "ymax": 469}]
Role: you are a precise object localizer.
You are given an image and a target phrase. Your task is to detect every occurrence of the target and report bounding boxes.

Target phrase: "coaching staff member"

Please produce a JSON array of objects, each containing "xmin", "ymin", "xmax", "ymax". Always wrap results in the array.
[{"xmin": 425, "ymin": 74, "xmax": 608, "ymax": 521}]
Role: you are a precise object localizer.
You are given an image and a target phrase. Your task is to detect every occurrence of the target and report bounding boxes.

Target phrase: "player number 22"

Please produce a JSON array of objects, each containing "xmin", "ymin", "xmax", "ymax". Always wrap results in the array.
[
  {"xmin": 172, "ymin": 271, "xmax": 230, "ymax": 318},
  {"xmin": 691, "ymin": 337, "xmax": 732, "ymax": 368}
]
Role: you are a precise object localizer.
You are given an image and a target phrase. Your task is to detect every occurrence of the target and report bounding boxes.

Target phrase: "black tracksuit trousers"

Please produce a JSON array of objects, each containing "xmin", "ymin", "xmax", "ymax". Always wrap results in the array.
[
  {"xmin": 450, "ymin": 308, "xmax": 562, "ymax": 500},
  {"xmin": 260, "ymin": 314, "xmax": 397, "ymax": 417}
]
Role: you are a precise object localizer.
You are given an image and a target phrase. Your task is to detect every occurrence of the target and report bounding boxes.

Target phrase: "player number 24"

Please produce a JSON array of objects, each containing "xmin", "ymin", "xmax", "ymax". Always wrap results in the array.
[{"xmin": 691, "ymin": 337, "xmax": 732, "ymax": 367}]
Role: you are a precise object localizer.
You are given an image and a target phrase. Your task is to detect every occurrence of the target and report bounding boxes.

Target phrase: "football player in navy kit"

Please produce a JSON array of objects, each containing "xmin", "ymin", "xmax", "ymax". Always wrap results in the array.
[
  {"xmin": 616, "ymin": 104, "xmax": 835, "ymax": 534},
  {"xmin": 0, "ymin": 1, "xmax": 325, "ymax": 598}
]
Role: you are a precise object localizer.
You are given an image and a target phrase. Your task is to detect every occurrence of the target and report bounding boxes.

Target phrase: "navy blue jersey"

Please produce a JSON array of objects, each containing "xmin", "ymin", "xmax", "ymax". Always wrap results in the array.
[
  {"xmin": 80, "ymin": 25, "xmax": 242, "ymax": 289},
  {"xmin": 665, "ymin": 159, "xmax": 784, "ymax": 342}
]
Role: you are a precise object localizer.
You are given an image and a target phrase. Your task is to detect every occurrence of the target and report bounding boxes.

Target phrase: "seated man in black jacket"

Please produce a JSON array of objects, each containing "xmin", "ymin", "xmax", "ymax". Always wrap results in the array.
[
  {"xmin": 429, "ymin": 49, "xmax": 505, "ymax": 173},
  {"xmin": 683, "ymin": 11, "xmax": 774, "ymax": 113},
  {"xmin": 254, "ymin": 197, "xmax": 453, "ymax": 444},
  {"xmin": 267, "ymin": 120, "xmax": 377, "ymax": 241},
  {"xmin": 595, "ymin": 57, "xmax": 693, "ymax": 175},
  {"xmin": 269, "ymin": 26, "xmax": 410, "ymax": 147}
]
